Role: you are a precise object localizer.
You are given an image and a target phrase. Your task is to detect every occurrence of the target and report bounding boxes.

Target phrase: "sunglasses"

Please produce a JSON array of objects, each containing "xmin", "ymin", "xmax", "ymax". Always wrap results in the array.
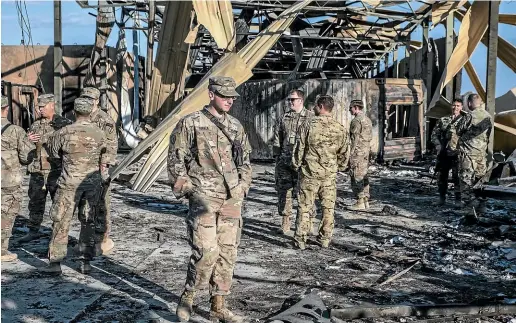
[{"xmin": 287, "ymin": 98, "xmax": 301, "ymax": 102}]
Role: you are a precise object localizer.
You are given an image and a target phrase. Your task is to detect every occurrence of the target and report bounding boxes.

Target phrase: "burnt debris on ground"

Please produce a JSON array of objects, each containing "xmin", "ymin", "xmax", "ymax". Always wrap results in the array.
[{"xmin": 2, "ymin": 162, "xmax": 515, "ymax": 323}]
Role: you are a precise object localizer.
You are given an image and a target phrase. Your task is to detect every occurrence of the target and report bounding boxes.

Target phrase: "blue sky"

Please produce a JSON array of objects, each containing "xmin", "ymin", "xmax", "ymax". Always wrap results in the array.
[{"xmin": 1, "ymin": 0, "xmax": 515, "ymax": 97}]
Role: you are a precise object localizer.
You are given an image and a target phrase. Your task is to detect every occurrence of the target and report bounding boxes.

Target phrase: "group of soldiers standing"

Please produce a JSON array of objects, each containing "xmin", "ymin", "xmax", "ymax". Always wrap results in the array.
[
  {"xmin": 1, "ymin": 87, "xmax": 117, "ymax": 274},
  {"xmin": 2, "ymin": 74, "xmax": 492, "ymax": 323},
  {"xmin": 167, "ymin": 77, "xmax": 372, "ymax": 322},
  {"xmin": 431, "ymin": 94, "xmax": 493, "ymax": 216}
]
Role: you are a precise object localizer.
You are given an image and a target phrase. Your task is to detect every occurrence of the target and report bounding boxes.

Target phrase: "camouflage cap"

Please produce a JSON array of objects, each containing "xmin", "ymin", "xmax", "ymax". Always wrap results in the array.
[
  {"xmin": 1, "ymin": 96, "xmax": 8, "ymax": 108},
  {"xmin": 350, "ymin": 99, "xmax": 364, "ymax": 109},
  {"xmin": 208, "ymin": 76, "xmax": 240, "ymax": 97},
  {"xmin": 81, "ymin": 87, "xmax": 100, "ymax": 100},
  {"xmin": 74, "ymin": 97, "xmax": 94, "ymax": 115},
  {"xmin": 38, "ymin": 94, "xmax": 55, "ymax": 107}
]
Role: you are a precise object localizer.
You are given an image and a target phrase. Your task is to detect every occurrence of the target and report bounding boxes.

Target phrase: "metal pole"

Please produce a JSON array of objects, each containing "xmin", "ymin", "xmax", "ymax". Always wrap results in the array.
[
  {"xmin": 393, "ymin": 47, "xmax": 399, "ymax": 78},
  {"xmin": 132, "ymin": 11, "xmax": 140, "ymax": 128},
  {"xmin": 422, "ymin": 17, "xmax": 431, "ymax": 154},
  {"xmin": 486, "ymin": 1, "xmax": 499, "ymax": 153},
  {"xmin": 384, "ymin": 53, "xmax": 389, "ymax": 78},
  {"xmin": 54, "ymin": 0, "xmax": 62, "ymax": 115},
  {"xmin": 145, "ymin": 0, "xmax": 155, "ymax": 116},
  {"xmin": 445, "ymin": 13, "xmax": 454, "ymax": 102}
]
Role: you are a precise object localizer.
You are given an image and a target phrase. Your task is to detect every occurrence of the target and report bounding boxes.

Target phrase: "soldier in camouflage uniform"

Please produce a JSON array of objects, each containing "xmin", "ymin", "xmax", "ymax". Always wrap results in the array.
[
  {"xmin": 292, "ymin": 95, "xmax": 348, "ymax": 249},
  {"xmin": 19, "ymin": 94, "xmax": 72, "ymax": 243},
  {"xmin": 348, "ymin": 100, "xmax": 373, "ymax": 210},
  {"xmin": 168, "ymin": 77, "xmax": 252, "ymax": 323},
  {"xmin": 80, "ymin": 87, "xmax": 117, "ymax": 254},
  {"xmin": 273, "ymin": 89, "xmax": 314, "ymax": 234},
  {"xmin": 41, "ymin": 98, "xmax": 107, "ymax": 275},
  {"xmin": 1, "ymin": 96, "xmax": 35, "ymax": 262},
  {"xmin": 430, "ymin": 98, "xmax": 465, "ymax": 206},
  {"xmin": 449, "ymin": 94, "xmax": 492, "ymax": 217}
]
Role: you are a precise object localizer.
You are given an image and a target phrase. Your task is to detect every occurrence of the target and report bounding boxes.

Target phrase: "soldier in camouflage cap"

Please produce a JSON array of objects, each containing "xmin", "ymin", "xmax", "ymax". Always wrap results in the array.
[
  {"xmin": 18, "ymin": 93, "xmax": 72, "ymax": 244},
  {"xmin": 1, "ymin": 96, "xmax": 35, "ymax": 261},
  {"xmin": 348, "ymin": 99, "xmax": 373, "ymax": 210},
  {"xmin": 42, "ymin": 97, "xmax": 108, "ymax": 274},
  {"xmin": 450, "ymin": 94, "xmax": 492, "ymax": 219},
  {"xmin": 81, "ymin": 87, "xmax": 100, "ymax": 101},
  {"xmin": 169, "ymin": 75, "xmax": 251, "ymax": 322},
  {"xmin": 74, "ymin": 97, "xmax": 95, "ymax": 115},
  {"xmin": 273, "ymin": 89, "xmax": 314, "ymax": 235},
  {"xmin": 208, "ymin": 76, "xmax": 240, "ymax": 97},
  {"xmin": 292, "ymin": 95, "xmax": 349, "ymax": 249},
  {"xmin": 80, "ymin": 86, "xmax": 117, "ymax": 254}
]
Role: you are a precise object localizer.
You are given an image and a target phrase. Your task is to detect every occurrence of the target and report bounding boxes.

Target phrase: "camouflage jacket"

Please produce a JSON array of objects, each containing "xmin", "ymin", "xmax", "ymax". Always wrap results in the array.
[
  {"xmin": 431, "ymin": 113, "xmax": 465, "ymax": 156},
  {"xmin": 48, "ymin": 120, "xmax": 107, "ymax": 186},
  {"xmin": 292, "ymin": 115, "xmax": 348, "ymax": 179},
  {"xmin": 1, "ymin": 117, "xmax": 35, "ymax": 188},
  {"xmin": 273, "ymin": 107, "xmax": 314, "ymax": 163},
  {"xmin": 450, "ymin": 108, "xmax": 492, "ymax": 157},
  {"xmin": 27, "ymin": 115, "xmax": 72, "ymax": 173},
  {"xmin": 89, "ymin": 109, "xmax": 117, "ymax": 165},
  {"xmin": 349, "ymin": 112, "xmax": 372, "ymax": 165},
  {"xmin": 168, "ymin": 107, "xmax": 252, "ymax": 200}
]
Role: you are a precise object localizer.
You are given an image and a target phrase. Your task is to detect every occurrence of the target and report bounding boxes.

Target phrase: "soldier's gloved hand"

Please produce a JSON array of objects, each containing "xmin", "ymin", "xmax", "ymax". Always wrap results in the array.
[{"xmin": 172, "ymin": 178, "xmax": 194, "ymax": 199}]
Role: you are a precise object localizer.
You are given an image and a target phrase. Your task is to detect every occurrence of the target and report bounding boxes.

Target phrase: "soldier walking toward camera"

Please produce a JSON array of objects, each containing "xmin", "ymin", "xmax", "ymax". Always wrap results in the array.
[
  {"xmin": 431, "ymin": 98, "xmax": 466, "ymax": 206},
  {"xmin": 450, "ymin": 94, "xmax": 492, "ymax": 217},
  {"xmin": 292, "ymin": 95, "xmax": 348, "ymax": 249},
  {"xmin": 80, "ymin": 87, "xmax": 117, "ymax": 254},
  {"xmin": 348, "ymin": 100, "xmax": 372, "ymax": 210},
  {"xmin": 41, "ymin": 98, "xmax": 107, "ymax": 274},
  {"xmin": 19, "ymin": 94, "xmax": 72, "ymax": 243},
  {"xmin": 169, "ymin": 77, "xmax": 252, "ymax": 322},
  {"xmin": 1, "ymin": 96, "xmax": 35, "ymax": 261},
  {"xmin": 273, "ymin": 89, "xmax": 314, "ymax": 234}
]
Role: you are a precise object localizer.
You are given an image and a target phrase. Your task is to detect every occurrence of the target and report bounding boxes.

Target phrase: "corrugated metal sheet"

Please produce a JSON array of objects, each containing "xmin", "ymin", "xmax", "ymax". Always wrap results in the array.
[{"xmin": 230, "ymin": 78, "xmax": 381, "ymax": 160}]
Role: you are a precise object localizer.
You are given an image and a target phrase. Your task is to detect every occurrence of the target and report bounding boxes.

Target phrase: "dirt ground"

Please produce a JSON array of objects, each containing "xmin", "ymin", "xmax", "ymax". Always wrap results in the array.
[{"xmin": 2, "ymin": 160, "xmax": 515, "ymax": 323}]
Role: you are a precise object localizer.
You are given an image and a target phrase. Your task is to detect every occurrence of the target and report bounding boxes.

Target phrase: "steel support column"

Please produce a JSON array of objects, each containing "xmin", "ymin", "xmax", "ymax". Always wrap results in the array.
[
  {"xmin": 384, "ymin": 53, "xmax": 389, "ymax": 78},
  {"xmin": 53, "ymin": 0, "xmax": 62, "ymax": 115},
  {"xmin": 445, "ymin": 13, "xmax": 454, "ymax": 102},
  {"xmin": 145, "ymin": 0, "xmax": 155, "ymax": 115},
  {"xmin": 393, "ymin": 47, "xmax": 399, "ymax": 78},
  {"xmin": 486, "ymin": 0, "xmax": 499, "ymax": 153}
]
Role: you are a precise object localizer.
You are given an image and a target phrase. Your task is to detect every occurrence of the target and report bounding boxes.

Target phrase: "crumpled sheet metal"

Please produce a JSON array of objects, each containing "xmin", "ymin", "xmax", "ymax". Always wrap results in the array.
[
  {"xmin": 266, "ymin": 293, "xmax": 331, "ymax": 323},
  {"xmin": 112, "ymin": 0, "xmax": 313, "ymax": 191},
  {"xmin": 192, "ymin": 0, "xmax": 235, "ymax": 51},
  {"xmin": 428, "ymin": 1, "xmax": 489, "ymax": 111},
  {"xmin": 83, "ymin": 3, "xmax": 115, "ymax": 87},
  {"xmin": 431, "ymin": 0, "xmax": 467, "ymax": 27}
]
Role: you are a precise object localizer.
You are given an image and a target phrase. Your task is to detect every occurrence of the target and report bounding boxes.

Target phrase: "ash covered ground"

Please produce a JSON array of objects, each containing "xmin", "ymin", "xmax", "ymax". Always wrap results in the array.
[{"xmin": 2, "ymin": 161, "xmax": 515, "ymax": 323}]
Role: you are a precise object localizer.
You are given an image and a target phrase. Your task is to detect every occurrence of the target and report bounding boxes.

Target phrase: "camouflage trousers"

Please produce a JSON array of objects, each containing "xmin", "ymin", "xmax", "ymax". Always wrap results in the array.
[
  {"xmin": 27, "ymin": 171, "xmax": 59, "ymax": 231},
  {"xmin": 350, "ymin": 157, "xmax": 370, "ymax": 199},
  {"xmin": 48, "ymin": 179, "xmax": 102, "ymax": 263},
  {"xmin": 295, "ymin": 176, "xmax": 336, "ymax": 244},
  {"xmin": 95, "ymin": 185, "xmax": 111, "ymax": 242},
  {"xmin": 437, "ymin": 155, "xmax": 460, "ymax": 198},
  {"xmin": 459, "ymin": 152, "xmax": 487, "ymax": 203},
  {"xmin": 275, "ymin": 160, "xmax": 298, "ymax": 219},
  {"xmin": 1, "ymin": 187, "xmax": 21, "ymax": 255},
  {"xmin": 185, "ymin": 193, "xmax": 243, "ymax": 296}
]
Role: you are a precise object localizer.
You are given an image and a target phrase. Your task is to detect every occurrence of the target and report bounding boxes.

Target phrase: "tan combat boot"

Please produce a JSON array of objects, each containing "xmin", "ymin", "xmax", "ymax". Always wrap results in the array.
[
  {"xmin": 319, "ymin": 240, "xmax": 330, "ymax": 248},
  {"xmin": 364, "ymin": 197, "xmax": 370, "ymax": 209},
  {"xmin": 280, "ymin": 216, "xmax": 291, "ymax": 234},
  {"xmin": 101, "ymin": 237, "xmax": 115, "ymax": 254},
  {"xmin": 350, "ymin": 198, "xmax": 366, "ymax": 210},
  {"xmin": 176, "ymin": 290, "xmax": 195, "ymax": 322},
  {"xmin": 210, "ymin": 295, "xmax": 243, "ymax": 323},
  {"xmin": 1, "ymin": 251, "xmax": 18, "ymax": 262}
]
